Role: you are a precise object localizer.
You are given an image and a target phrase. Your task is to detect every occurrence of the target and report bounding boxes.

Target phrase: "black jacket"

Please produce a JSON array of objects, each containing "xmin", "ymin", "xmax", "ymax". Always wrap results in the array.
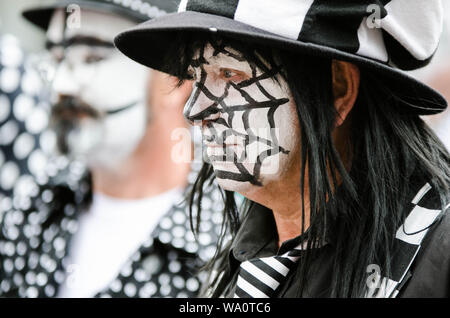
[{"xmin": 210, "ymin": 173, "xmax": 449, "ymax": 298}]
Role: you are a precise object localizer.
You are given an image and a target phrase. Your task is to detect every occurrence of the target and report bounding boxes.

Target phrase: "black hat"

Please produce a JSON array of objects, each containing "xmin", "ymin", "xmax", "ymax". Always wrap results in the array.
[
  {"xmin": 114, "ymin": 0, "xmax": 448, "ymax": 115},
  {"xmin": 22, "ymin": 0, "xmax": 180, "ymax": 30}
]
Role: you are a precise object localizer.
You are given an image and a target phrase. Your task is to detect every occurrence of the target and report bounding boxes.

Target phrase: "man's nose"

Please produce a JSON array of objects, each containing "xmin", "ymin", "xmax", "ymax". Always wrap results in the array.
[
  {"xmin": 183, "ymin": 86, "xmax": 220, "ymax": 126},
  {"xmin": 51, "ymin": 61, "xmax": 80, "ymax": 96}
]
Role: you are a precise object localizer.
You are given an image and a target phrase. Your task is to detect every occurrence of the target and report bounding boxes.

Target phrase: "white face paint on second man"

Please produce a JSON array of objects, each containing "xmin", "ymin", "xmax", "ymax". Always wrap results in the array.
[
  {"xmin": 46, "ymin": 9, "xmax": 148, "ymax": 169},
  {"xmin": 184, "ymin": 43, "xmax": 300, "ymax": 194}
]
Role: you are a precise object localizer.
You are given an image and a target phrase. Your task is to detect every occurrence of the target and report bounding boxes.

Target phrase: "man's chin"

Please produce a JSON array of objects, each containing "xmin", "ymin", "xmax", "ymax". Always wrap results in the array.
[{"xmin": 215, "ymin": 174, "xmax": 254, "ymax": 195}]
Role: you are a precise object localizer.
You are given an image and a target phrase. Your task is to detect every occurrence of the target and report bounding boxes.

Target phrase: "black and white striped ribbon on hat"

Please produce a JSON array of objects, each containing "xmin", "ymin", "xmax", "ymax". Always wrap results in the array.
[
  {"xmin": 233, "ymin": 243, "xmax": 305, "ymax": 298},
  {"xmin": 178, "ymin": 0, "xmax": 443, "ymax": 70}
]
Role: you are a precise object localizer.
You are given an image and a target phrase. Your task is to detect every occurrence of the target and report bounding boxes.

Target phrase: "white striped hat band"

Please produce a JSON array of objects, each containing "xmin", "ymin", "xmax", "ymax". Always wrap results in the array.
[{"xmin": 178, "ymin": 0, "xmax": 443, "ymax": 71}]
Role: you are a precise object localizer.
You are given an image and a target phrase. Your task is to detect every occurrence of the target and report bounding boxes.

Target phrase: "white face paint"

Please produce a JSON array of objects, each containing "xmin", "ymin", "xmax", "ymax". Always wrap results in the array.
[
  {"xmin": 46, "ymin": 9, "xmax": 148, "ymax": 169},
  {"xmin": 184, "ymin": 44, "xmax": 300, "ymax": 194}
]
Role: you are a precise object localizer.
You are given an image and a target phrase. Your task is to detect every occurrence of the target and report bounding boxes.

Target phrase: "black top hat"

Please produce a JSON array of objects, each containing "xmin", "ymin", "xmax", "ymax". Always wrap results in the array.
[
  {"xmin": 22, "ymin": 0, "xmax": 180, "ymax": 30},
  {"xmin": 114, "ymin": 0, "xmax": 448, "ymax": 115}
]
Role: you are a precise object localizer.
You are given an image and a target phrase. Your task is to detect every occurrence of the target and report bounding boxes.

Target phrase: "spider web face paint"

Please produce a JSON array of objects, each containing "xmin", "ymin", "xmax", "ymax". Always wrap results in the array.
[{"xmin": 184, "ymin": 44, "xmax": 300, "ymax": 192}]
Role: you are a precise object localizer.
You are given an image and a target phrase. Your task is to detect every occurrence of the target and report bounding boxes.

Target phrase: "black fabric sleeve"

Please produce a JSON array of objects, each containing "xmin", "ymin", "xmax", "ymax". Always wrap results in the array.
[{"xmin": 398, "ymin": 210, "xmax": 450, "ymax": 298}]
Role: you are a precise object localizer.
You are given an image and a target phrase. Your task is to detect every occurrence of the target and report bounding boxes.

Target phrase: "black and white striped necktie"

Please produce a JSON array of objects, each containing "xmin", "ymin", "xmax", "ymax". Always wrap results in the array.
[{"xmin": 234, "ymin": 244, "xmax": 304, "ymax": 298}]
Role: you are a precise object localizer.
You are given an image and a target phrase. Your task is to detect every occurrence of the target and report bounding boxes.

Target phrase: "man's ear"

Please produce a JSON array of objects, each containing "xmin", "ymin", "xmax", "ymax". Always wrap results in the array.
[{"xmin": 332, "ymin": 60, "xmax": 360, "ymax": 127}]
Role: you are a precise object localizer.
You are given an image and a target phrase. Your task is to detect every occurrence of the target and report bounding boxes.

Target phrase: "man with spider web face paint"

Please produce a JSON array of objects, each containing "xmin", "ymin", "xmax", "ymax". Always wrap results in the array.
[
  {"xmin": 184, "ymin": 41, "xmax": 296, "ymax": 191},
  {"xmin": 116, "ymin": 1, "xmax": 450, "ymax": 299},
  {"xmin": 0, "ymin": 0, "xmax": 225, "ymax": 298}
]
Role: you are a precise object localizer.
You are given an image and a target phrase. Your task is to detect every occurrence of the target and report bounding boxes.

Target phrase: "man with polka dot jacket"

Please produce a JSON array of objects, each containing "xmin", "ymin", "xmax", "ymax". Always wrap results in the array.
[{"xmin": 0, "ymin": 0, "xmax": 225, "ymax": 298}]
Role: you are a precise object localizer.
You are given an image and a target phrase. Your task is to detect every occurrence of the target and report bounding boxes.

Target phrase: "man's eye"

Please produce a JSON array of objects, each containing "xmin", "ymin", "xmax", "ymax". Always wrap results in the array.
[
  {"xmin": 219, "ymin": 68, "xmax": 247, "ymax": 82},
  {"xmin": 223, "ymin": 69, "xmax": 235, "ymax": 78},
  {"xmin": 85, "ymin": 54, "xmax": 104, "ymax": 64}
]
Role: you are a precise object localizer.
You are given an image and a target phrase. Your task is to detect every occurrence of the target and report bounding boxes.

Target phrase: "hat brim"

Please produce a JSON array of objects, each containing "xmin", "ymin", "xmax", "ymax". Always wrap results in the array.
[
  {"xmin": 115, "ymin": 11, "xmax": 447, "ymax": 115},
  {"xmin": 22, "ymin": 0, "xmax": 145, "ymax": 31}
]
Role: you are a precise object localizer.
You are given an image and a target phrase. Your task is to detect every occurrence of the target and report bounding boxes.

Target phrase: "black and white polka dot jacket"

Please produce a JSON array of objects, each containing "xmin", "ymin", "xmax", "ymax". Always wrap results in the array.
[
  {"xmin": 0, "ymin": 34, "xmax": 54, "ymax": 200},
  {"xmin": 0, "ymin": 159, "xmax": 225, "ymax": 298}
]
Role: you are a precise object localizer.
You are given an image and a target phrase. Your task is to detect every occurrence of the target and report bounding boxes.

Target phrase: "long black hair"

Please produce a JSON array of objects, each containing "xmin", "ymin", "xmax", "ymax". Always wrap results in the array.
[{"xmin": 165, "ymin": 33, "xmax": 450, "ymax": 297}]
